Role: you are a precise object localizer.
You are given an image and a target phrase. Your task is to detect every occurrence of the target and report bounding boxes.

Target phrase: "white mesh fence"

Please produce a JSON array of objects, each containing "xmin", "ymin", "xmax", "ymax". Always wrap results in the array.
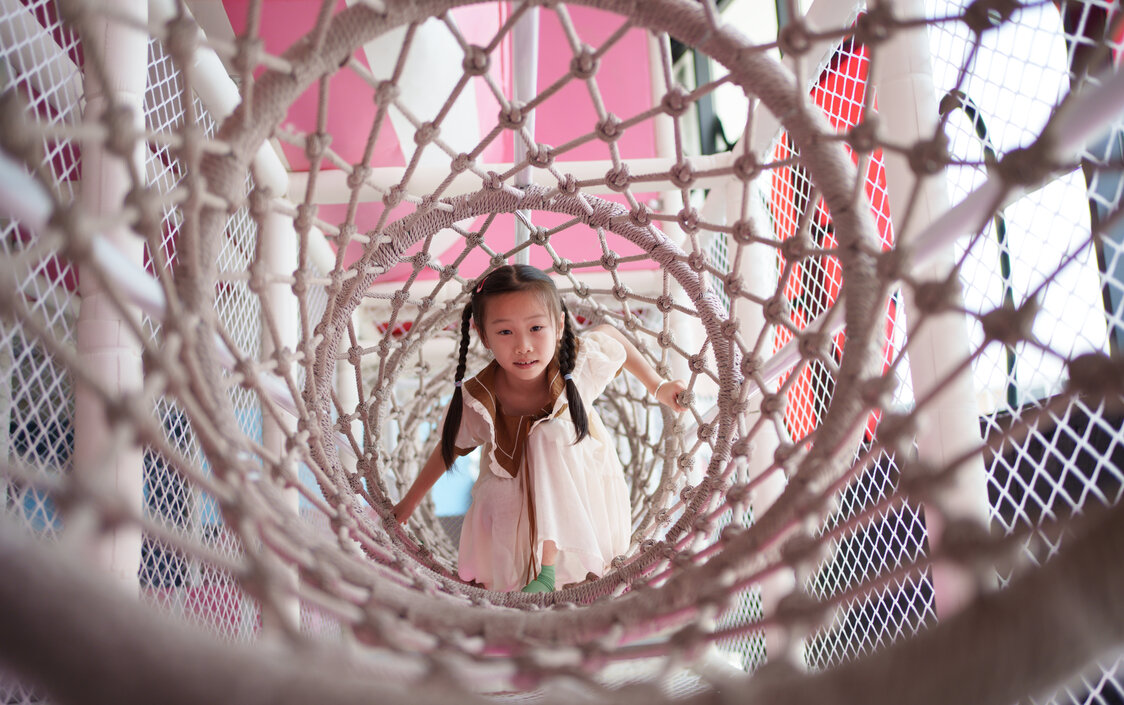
[{"xmin": 0, "ymin": 1, "xmax": 1122, "ymax": 704}]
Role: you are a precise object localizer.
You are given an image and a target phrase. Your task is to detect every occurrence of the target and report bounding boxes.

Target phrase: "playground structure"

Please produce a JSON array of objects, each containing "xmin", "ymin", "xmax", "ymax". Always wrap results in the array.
[{"xmin": 1, "ymin": 0, "xmax": 1123, "ymax": 703}]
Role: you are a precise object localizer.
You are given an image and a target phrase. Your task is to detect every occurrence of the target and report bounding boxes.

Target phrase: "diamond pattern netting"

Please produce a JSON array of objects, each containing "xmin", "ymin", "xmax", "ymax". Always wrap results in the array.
[{"xmin": 0, "ymin": 0, "xmax": 1122, "ymax": 703}]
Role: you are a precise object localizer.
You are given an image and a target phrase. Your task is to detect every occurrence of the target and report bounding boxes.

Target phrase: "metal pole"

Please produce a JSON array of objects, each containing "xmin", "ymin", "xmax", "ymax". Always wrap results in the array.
[
  {"xmin": 511, "ymin": 3, "xmax": 539, "ymax": 265},
  {"xmin": 874, "ymin": 1, "xmax": 994, "ymax": 617},
  {"xmin": 75, "ymin": 0, "xmax": 149, "ymax": 593}
]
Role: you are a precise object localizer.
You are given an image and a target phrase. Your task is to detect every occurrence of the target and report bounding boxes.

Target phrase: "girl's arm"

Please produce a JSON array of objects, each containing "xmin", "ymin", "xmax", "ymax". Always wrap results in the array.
[
  {"xmin": 592, "ymin": 324, "xmax": 688, "ymax": 413},
  {"xmin": 392, "ymin": 442, "xmax": 449, "ymax": 524}
]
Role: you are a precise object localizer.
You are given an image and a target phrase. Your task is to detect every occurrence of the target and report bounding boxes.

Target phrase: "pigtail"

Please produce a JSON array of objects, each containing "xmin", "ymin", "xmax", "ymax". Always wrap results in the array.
[
  {"xmin": 440, "ymin": 304, "xmax": 474, "ymax": 468},
  {"xmin": 558, "ymin": 302, "xmax": 589, "ymax": 443}
]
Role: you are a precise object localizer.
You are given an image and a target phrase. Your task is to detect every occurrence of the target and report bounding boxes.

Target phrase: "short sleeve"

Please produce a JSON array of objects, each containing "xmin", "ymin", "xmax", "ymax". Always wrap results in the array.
[
  {"xmin": 442, "ymin": 395, "xmax": 489, "ymax": 456},
  {"xmin": 574, "ymin": 329, "xmax": 627, "ymax": 401}
]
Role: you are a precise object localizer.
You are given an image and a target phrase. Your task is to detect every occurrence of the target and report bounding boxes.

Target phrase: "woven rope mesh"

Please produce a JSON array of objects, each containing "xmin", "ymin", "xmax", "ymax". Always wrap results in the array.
[{"xmin": 1, "ymin": 0, "xmax": 1123, "ymax": 702}]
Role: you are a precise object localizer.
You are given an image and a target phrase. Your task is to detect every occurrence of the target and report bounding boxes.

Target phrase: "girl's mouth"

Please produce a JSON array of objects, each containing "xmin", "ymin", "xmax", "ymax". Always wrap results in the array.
[{"xmin": 514, "ymin": 360, "xmax": 537, "ymax": 368}]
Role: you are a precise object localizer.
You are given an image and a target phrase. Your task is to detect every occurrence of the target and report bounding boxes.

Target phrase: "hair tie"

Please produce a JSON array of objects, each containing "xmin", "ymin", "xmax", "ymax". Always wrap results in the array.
[
  {"xmin": 454, "ymin": 380, "xmax": 463, "ymax": 388},
  {"xmin": 563, "ymin": 374, "xmax": 573, "ymax": 381}
]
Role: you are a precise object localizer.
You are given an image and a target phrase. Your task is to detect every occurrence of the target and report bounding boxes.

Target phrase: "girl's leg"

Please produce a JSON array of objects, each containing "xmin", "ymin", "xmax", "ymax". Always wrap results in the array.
[
  {"xmin": 522, "ymin": 540, "xmax": 557, "ymax": 593},
  {"xmin": 541, "ymin": 540, "xmax": 558, "ymax": 566}
]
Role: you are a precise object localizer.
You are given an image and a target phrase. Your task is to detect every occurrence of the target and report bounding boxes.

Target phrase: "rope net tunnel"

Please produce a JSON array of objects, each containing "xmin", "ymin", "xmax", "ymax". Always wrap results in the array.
[{"xmin": 1, "ymin": 0, "xmax": 1123, "ymax": 702}]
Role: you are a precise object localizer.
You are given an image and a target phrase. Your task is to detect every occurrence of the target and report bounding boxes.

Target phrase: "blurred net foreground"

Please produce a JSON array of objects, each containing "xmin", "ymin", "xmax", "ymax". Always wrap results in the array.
[{"xmin": 1, "ymin": 0, "xmax": 1124, "ymax": 703}]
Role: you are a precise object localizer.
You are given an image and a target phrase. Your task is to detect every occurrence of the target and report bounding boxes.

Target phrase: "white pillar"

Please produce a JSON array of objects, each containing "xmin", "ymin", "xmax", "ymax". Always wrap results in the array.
[
  {"xmin": 511, "ymin": 2, "xmax": 539, "ymax": 265},
  {"xmin": 875, "ymin": 0, "xmax": 993, "ymax": 617},
  {"xmin": 725, "ymin": 180, "xmax": 795, "ymax": 659},
  {"xmin": 259, "ymin": 205, "xmax": 301, "ymax": 630},
  {"xmin": 74, "ymin": 0, "xmax": 148, "ymax": 594},
  {"xmin": 647, "ymin": 33, "xmax": 698, "ymax": 389}
]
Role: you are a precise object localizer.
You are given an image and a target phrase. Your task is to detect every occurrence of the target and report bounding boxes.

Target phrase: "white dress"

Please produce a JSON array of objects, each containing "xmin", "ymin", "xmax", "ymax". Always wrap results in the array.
[{"xmin": 452, "ymin": 331, "xmax": 631, "ymax": 592}]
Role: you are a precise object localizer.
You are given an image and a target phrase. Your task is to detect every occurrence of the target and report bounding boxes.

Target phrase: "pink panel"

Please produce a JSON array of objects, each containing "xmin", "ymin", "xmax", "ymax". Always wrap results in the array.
[
  {"xmin": 534, "ymin": 6, "xmax": 656, "ymax": 162},
  {"xmin": 452, "ymin": 4, "xmax": 511, "ymax": 164},
  {"xmin": 223, "ymin": 0, "xmax": 404, "ymax": 171}
]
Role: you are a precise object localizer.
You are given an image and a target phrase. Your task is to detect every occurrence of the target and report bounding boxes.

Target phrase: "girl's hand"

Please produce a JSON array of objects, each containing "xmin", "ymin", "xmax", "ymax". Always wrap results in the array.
[
  {"xmin": 654, "ymin": 379, "xmax": 689, "ymax": 413},
  {"xmin": 392, "ymin": 496, "xmax": 418, "ymax": 525}
]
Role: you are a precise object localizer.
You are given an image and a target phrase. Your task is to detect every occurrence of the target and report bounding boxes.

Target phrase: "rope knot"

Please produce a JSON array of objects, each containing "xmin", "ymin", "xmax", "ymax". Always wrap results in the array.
[
  {"xmin": 483, "ymin": 171, "xmax": 504, "ymax": 191},
  {"xmin": 764, "ymin": 295, "xmax": 791, "ymax": 325},
  {"xmin": 295, "ymin": 203, "xmax": 316, "ymax": 233},
  {"xmin": 848, "ymin": 118, "xmax": 880, "ymax": 154},
  {"xmin": 559, "ymin": 173, "xmax": 579, "ymax": 194},
  {"xmin": 798, "ymin": 329, "xmax": 829, "ymax": 361},
  {"xmin": 908, "ymin": 135, "xmax": 951, "ymax": 175},
  {"xmin": 569, "ymin": 46, "xmax": 599, "ymax": 79},
  {"xmin": 103, "ymin": 103, "xmax": 139, "ymax": 158},
  {"xmin": 781, "ymin": 233, "xmax": 811, "ymax": 261},
  {"xmin": 414, "ymin": 122, "xmax": 439, "ymax": 146},
  {"xmin": 499, "ymin": 102, "xmax": 527, "ymax": 130},
  {"xmin": 305, "ymin": 131, "xmax": 332, "ymax": 161},
  {"xmin": 595, "ymin": 114, "xmax": 623, "ymax": 143},
  {"xmin": 126, "ymin": 185, "xmax": 162, "ymax": 237},
  {"xmin": 461, "ymin": 45, "xmax": 490, "ymax": 75},
  {"xmin": 451, "ymin": 153, "xmax": 473, "ymax": 173},
  {"xmin": 600, "ymin": 252, "xmax": 619, "ymax": 271},
  {"xmin": 761, "ymin": 391, "xmax": 787, "ymax": 415},
  {"xmin": 741, "ymin": 353, "xmax": 763, "ymax": 376},
  {"xmin": 733, "ymin": 152, "xmax": 761, "ymax": 181},
  {"xmin": 721, "ymin": 318, "xmax": 739, "ymax": 340},
  {"xmin": 374, "ymin": 81, "xmax": 399, "ymax": 106},
  {"xmin": 382, "ymin": 185, "xmax": 404, "ymax": 208},
  {"xmin": 163, "ymin": 14, "xmax": 200, "ymax": 64},
  {"xmin": 980, "ymin": 298, "xmax": 1039, "ymax": 346},
  {"xmin": 998, "ymin": 144, "xmax": 1055, "ymax": 186},
  {"xmin": 778, "ymin": 20, "xmax": 812, "ymax": 55},
  {"xmin": 347, "ymin": 165, "xmax": 371, "ymax": 190},
  {"xmin": 964, "ymin": 0, "xmax": 1020, "ymax": 33},
  {"xmin": 529, "ymin": 227, "xmax": 549, "ymax": 245},
  {"xmin": 554, "ymin": 259, "xmax": 572, "ymax": 275},
  {"xmin": 677, "ymin": 206, "xmax": 700, "ymax": 233},
  {"xmin": 723, "ymin": 274, "xmax": 744, "ymax": 298},
  {"xmin": 687, "ymin": 251, "xmax": 707, "ymax": 272},
  {"xmin": 912, "ymin": 275, "xmax": 961, "ymax": 315},
  {"xmin": 731, "ymin": 218, "xmax": 759, "ymax": 245},
  {"xmin": 629, "ymin": 204, "xmax": 651, "ymax": 227},
  {"xmin": 661, "ymin": 85, "xmax": 691, "ymax": 117},
  {"xmin": 291, "ymin": 267, "xmax": 309, "ymax": 296},
  {"xmin": 604, "ymin": 164, "xmax": 631, "ymax": 192},
  {"xmin": 731, "ymin": 438, "xmax": 754, "ymax": 458},
  {"xmin": 854, "ymin": 3, "xmax": 895, "ymax": 45},
  {"xmin": 232, "ymin": 36, "xmax": 264, "ymax": 76},
  {"xmin": 688, "ymin": 354, "xmax": 706, "ymax": 372},
  {"xmin": 528, "ymin": 143, "xmax": 554, "ymax": 168},
  {"xmin": 1067, "ymin": 352, "xmax": 1124, "ymax": 397},
  {"xmin": 669, "ymin": 161, "xmax": 695, "ymax": 189}
]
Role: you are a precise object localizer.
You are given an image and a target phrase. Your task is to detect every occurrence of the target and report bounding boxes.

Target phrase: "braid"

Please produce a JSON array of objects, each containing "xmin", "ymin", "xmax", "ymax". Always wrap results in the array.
[
  {"xmin": 559, "ymin": 302, "xmax": 589, "ymax": 443},
  {"xmin": 440, "ymin": 304, "xmax": 474, "ymax": 468}
]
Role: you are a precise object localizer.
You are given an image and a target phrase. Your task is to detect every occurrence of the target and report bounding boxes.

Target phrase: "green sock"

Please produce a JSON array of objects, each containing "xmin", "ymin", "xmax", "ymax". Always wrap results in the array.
[{"xmin": 521, "ymin": 564, "xmax": 555, "ymax": 593}]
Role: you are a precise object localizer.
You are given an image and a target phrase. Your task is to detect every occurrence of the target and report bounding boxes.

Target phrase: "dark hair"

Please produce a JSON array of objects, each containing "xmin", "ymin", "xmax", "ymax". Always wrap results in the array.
[{"xmin": 440, "ymin": 264, "xmax": 589, "ymax": 467}]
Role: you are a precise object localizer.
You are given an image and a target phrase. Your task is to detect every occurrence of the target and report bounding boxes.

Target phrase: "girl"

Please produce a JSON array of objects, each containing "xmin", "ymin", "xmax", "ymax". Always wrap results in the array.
[{"xmin": 393, "ymin": 265, "xmax": 687, "ymax": 593}]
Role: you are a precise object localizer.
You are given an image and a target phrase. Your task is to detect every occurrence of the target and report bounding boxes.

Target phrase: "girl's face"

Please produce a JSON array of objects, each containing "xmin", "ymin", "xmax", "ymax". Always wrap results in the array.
[{"xmin": 478, "ymin": 290, "xmax": 562, "ymax": 385}]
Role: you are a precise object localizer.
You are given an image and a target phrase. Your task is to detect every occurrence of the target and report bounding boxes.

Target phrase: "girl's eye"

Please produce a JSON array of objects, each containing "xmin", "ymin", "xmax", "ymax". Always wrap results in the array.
[{"xmin": 531, "ymin": 325, "xmax": 544, "ymax": 332}]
